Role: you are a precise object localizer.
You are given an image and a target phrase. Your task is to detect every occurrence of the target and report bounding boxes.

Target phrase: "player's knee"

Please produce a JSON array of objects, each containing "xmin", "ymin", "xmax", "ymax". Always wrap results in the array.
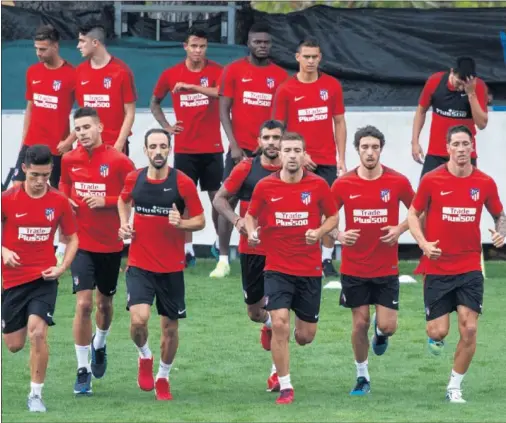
[
  {"xmin": 96, "ymin": 298, "xmax": 113, "ymax": 316},
  {"xmin": 353, "ymin": 317, "xmax": 370, "ymax": 334},
  {"xmin": 377, "ymin": 320, "xmax": 397, "ymax": 337},
  {"xmin": 271, "ymin": 317, "xmax": 289, "ymax": 335},
  {"xmin": 246, "ymin": 305, "xmax": 264, "ymax": 323},
  {"xmin": 295, "ymin": 329, "xmax": 315, "ymax": 346},
  {"xmin": 4, "ymin": 337, "xmax": 25, "ymax": 353},
  {"xmin": 76, "ymin": 298, "xmax": 93, "ymax": 317},
  {"xmin": 426, "ymin": 325, "xmax": 448, "ymax": 341},
  {"xmin": 460, "ymin": 322, "xmax": 477, "ymax": 342},
  {"xmin": 27, "ymin": 326, "xmax": 46, "ymax": 346}
]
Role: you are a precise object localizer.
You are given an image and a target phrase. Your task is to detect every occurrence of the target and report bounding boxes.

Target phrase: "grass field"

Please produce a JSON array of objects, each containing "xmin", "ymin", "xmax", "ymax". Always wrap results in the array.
[{"xmin": 2, "ymin": 259, "xmax": 506, "ymax": 422}]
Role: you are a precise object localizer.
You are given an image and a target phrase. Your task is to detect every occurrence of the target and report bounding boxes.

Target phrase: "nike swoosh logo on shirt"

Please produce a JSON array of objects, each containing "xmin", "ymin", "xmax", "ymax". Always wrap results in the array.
[
  {"xmin": 349, "ymin": 195, "xmax": 361, "ymax": 199},
  {"xmin": 81, "ymin": 81, "xmax": 90, "ymax": 85},
  {"xmin": 241, "ymin": 78, "xmax": 252, "ymax": 82},
  {"xmin": 271, "ymin": 197, "xmax": 283, "ymax": 202},
  {"xmin": 163, "ymin": 188, "xmax": 172, "ymax": 192},
  {"xmin": 441, "ymin": 191, "xmax": 453, "ymax": 196},
  {"xmin": 15, "ymin": 213, "xmax": 27, "ymax": 218},
  {"xmin": 72, "ymin": 167, "xmax": 82, "ymax": 172},
  {"xmin": 295, "ymin": 96, "xmax": 305, "ymax": 102},
  {"xmin": 32, "ymin": 80, "xmax": 41, "ymax": 84}
]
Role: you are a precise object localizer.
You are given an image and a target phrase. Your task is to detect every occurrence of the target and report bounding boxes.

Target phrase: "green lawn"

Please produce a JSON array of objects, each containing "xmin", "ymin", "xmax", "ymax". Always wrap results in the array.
[{"xmin": 2, "ymin": 260, "xmax": 506, "ymax": 422}]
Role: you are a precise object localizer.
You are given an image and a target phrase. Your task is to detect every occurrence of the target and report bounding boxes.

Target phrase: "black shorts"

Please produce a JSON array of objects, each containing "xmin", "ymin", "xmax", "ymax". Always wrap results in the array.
[
  {"xmin": 240, "ymin": 253, "xmax": 266, "ymax": 305},
  {"xmin": 174, "ymin": 152, "xmax": 224, "ymax": 192},
  {"xmin": 264, "ymin": 270, "xmax": 322, "ymax": 323},
  {"xmin": 71, "ymin": 249, "xmax": 122, "ymax": 296},
  {"xmin": 424, "ymin": 271, "xmax": 484, "ymax": 321},
  {"xmin": 12, "ymin": 144, "xmax": 62, "ymax": 188},
  {"xmin": 222, "ymin": 148, "xmax": 255, "ymax": 181},
  {"xmin": 126, "ymin": 266, "xmax": 186, "ymax": 320},
  {"xmin": 421, "ymin": 154, "xmax": 477, "ymax": 178},
  {"xmin": 314, "ymin": 165, "xmax": 338, "ymax": 187},
  {"xmin": 340, "ymin": 274, "xmax": 400, "ymax": 310},
  {"xmin": 1, "ymin": 278, "xmax": 58, "ymax": 334}
]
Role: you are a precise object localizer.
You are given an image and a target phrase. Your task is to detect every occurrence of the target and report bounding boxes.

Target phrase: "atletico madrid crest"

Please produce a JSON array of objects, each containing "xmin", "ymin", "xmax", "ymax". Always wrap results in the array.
[
  {"xmin": 45, "ymin": 208, "xmax": 55, "ymax": 222},
  {"xmin": 380, "ymin": 189, "xmax": 391, "ymax": 203},
  {"xmin": 100, "ymin": 164, "xmax": 109, "ymax": 178},
  {"xmin": 320, "ymin": 89, "xmax": 328, "ymax": 101},
  {"xmin": 200, "ymin": 76, "xmax": 209, "ymax": 87},
  {"xmin": 470, "ymin": 188, "xmax": 480, "ymax": 201},
  {"xmin": 103, "ymin": 77, "xmax": 112, "ymax": 89},
  {"xmin": 53, "ymin": 80, "xmax": 61, "ymax": 91},
  {"xmin": 301, "ymin": 191, "xmax": 311, "ymax": 205},
  {"xmin": 267, "ymin": 77, "xmax": 275, "ymax": 89}
]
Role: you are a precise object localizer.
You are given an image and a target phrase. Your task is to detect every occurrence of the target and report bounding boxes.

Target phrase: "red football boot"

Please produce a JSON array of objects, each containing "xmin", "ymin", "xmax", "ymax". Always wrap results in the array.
[
  {"xmin": 155, "ymin": 378, "xmax": 173, "ymax": 400},
  {"xmin": 276, "ymin": 388, "xmax": 294, "ymax": 404},
  {"xmin": 260, "ymin": 325, "xmax": 272, "ymax": 351},
  {"xmin": 137, "ymin": 357, "xmax": 155, "ymax": 391}
]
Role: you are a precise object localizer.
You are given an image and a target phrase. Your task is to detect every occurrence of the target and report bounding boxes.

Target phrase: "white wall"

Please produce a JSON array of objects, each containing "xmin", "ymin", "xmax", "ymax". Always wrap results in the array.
[{"xmin": 2, "ymin": 109, "xmax": 505, "ymax": 244}]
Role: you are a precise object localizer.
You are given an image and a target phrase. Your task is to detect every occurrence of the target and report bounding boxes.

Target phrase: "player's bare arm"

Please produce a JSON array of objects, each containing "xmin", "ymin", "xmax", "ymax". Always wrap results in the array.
[
  {"xmin": 490, "ymin": 210, "xmax": 506, "ymax": 249},
  {"xmin": 41, "ymin": 232, "xmax": 78, "ymax": 280},
  {"xmin": 212, "ymin": 185, "xmax": 245, "ymax": 233},
  {"xmin": 21, "ymin": 101, "xmax": 33, "ymax": 142},
  {"xmin": 117, "ymin": 196, "xmax": 134, "ymax": 240},
  {"xmin": 150, "ymin": 95, "xmax": 183, "ymax": 134},
  {"xmin": 113, "ymin": 102, "xmax": 136, "ymax": 152},
  {"xmin": 333, "ymin": 114, "xmax": 347, "ymax": 174},
  {"xmin": 172, "ymin": 82, "xmax": 219, "ymax": 98},
  {"xmin": 411, "ymin": 104, "xmax": 429, "ymax": 164},
  {"xmin": 245, "ymin": 212, "xmax": 260, "ymax": 246},
  {"xmin": 408, "ymin": 205, "xmax": 442, "ymax": 259},
  {"xmin": 465, "ymin": 77, "xmax": 488, "ymax": 130},
  {"xmin": 306, "ymin": 213, "xmax": 338, "ymax": 245},
  {"xmin": 220, "ymin": 96, "xmax": 243, "ymax": 162},
  {"xmin": 169, "ymin": 204, "xmax": 205, "ymax": 231}
]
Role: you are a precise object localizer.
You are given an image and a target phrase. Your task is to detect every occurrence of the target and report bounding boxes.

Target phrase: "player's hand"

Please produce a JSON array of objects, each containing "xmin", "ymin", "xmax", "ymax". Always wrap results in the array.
[
  {"xmin": 337, "ymin": 229, "xmax": 361, "ymax": 246},
  {"xmin": 2, "ymin": 247, "xmax": 21, "ymax": 267},
  {"xmin": 464, "ymin": 76, "xmax": 477, "ymax": 96},
  {"xmin": 422, "ymin": 239, "xmax": 442, "ymax": 260},
  {"xmin": 489, "ymin": 228, "xmax": 505, "ymax": 249},
  {"xmin": 56, "ymin": 140, "xmax": 72, "ymax": 155},
  {"xmin": 411, "ymin": 142, "xmax": 425, "ymax": 164},
  {"xmin": 167, "ymin": 121, "xmax": 184, "ymax": 134},
  {"xmin": 303, "ymin": 153, "xmax": 317, "ymax": 171},
  {"xmin": 118, "ymin": 223, "xmax": 135, "ymax": 240},
  {"xmin": 169, "ymin": 203, "xmax": 182, "ymax": 228},
  {"xmin": 248, "ymin": 226, "xmax": 261, "ymax": 246},
  {"xmin": 230, "ymin": 145, "xmax": 245, "ymax": 164},
  {"xmin": 83, "ymin": 196, "xmax": 106, "ymax": 209},
  {"xmin": 305, "ymin": 229, "xmax": 320, "ymax": 245},
  {"xmin": 234, "ymin": 217, "xmax": 248, "ymax": 236},
  {"xmin": 337, "ymin": 160, "xmax": 347, "ymax": 177},
  {"xmin": 172, "ymin": 82, "xmax": 193, "ymax": 93},
  {"xmin": 380, "ymin": 225, "xmax": 402, "ymax": 246},
  {"xmin": 41, "ymin": 266, "xmax": 65, "ymax": 280}
]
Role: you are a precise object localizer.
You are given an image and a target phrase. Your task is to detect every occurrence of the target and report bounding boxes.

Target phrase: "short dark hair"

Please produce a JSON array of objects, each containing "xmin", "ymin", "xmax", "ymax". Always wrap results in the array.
[
  {"xmin": 24, "ymin": 145, "xmax": 53, "ymax": 167},
  {"xmin": 454, "ymin": 57, "xmax": 476, "ymax": 80},
  {"xmin": 249, "ymin": 22, "xmax": 270, "ymax": 35},
  {"xmin": 280, "ymin": 132, "xmax": 306, "ymax": 149},
  {"xmin": 259, "ymin": 120, "xmax": 285, "ymax": 135},
  {"xmin": 297, "ymin": 36, "xmax": 320, "ymax": 52},
  {"xmin": 144, "ymin": 128, "xmax": 171, "ymax": 147},
  {"xmin": 186, "ymin": 27, "xmax": 208, "ymax": 42},
  {"xmin": 73, "ymin": 107, "xmax": 100, "ymax": 121},
  {"xmin": 446, "ymin": 125, "xmax": 473, "ymax": 143},
  {"xmin": 34, "ymin": 25, "xmax": 60, "ymax": 43},
  {"xmin": 353, "ymin": 125, "xmax": 386, "ymax": 150},
  {"xmin": 79, "ymin": 24, "xmax": 106, "ymax": 44}
]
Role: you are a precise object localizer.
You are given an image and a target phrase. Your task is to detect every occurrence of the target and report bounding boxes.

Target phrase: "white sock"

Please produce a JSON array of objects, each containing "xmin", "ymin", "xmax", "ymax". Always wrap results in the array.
[
  {"xmin": 93, "ymin": 326, "xmax": 110, "ymax": 349},
  {"xmin": 30, "ymin": 382, "xmax": 43, "ymax": 397},
  {"xmin": 264, "ymin": 312, "xmax": 272, "ymax": 329},
  {"xmin": 75, "ymin": 344, "xmax": 91, "ymax": 371},
  {"xmin": 137, "ymin": 341, "xmax": 153, "ymax": 359},
  {"xmin": 278, "ymin": 374, "xmax": 293, "ymax": 391},
  {"xmin": 322, "ymin": 246, "xmax": 333, "ymax": 261},
  {"xmin": 56, "ymin": 243, "xmax": 66, "ymax": 255},
  {"xmin": 447, "ymin": 369, "xmax": 465, "ymax": 390},
  {"xmin": 215, "ymin": 238, "xmax": 220, "ymax": 250},
  {"xmin": 156, "ymin": 360, "xmax": 172, "ymax": 380},
  {"xmin": 219, "ymin": 255, "xmax": 229, "ymax": 264},
  {"xmin": 185, "ymin": 243, "xmax": 194, "ymax": 255},
  {"xmin": 270, "ymin": 363, "xmax": 277, "ymax": 376},
  {"xmin": 355, "ymin": 359, "xmax": 370, "ymax": 381}
]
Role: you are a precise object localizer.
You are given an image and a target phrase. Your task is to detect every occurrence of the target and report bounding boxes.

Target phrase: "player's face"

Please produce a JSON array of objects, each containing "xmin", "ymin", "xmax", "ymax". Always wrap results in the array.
[
  {"xmin": 358, "ymin": 136, "xmax": 382, "ymax": 170},
  {"xmin": 450, "ymin": 70, "xmax": 466, "ymax": 92},
  {"xmin": 447, "ymin": 132, "xmax": 473, "ymax": 165},
  {"xmin": 280, "ymin": 140, "xmax": 305, "ymax": 173},
  {"xmin": 248, "ymin": 32, "xmax": 272, "ymax": 59},
  {"xmin": 184, "ymin": 36, "xmax": 208, "ymax": 63},
  {"xmin": 77, "ymin": 34, "xmax": 96, "ymax": 58},
  {"xmin": 296, "ymin": 46, "xmax": 321, "ymax": 73},
  {"xmin": 259, "ymin": 128, "xmax": 282, "ymax": 160},
  {"xmin": 145, "ymin": 133, "xmax": 171, "ymax": 169},
  {"xmin": 21, "ymin": 163, "xmax": 52, "ymax": 194},
  {"xmin": 34, "ymin": 40, "xmax": 57, "ymax": 63},
  {"xmin": 74, "ymin": 116, "xmax": 103, "ymax": 149}
]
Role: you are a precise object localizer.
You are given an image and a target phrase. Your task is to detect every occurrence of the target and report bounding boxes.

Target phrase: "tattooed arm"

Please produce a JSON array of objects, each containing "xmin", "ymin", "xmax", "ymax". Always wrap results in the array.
[{"xmin": 490, "ymin": 210, "xmax": 506, "ymax": 249}]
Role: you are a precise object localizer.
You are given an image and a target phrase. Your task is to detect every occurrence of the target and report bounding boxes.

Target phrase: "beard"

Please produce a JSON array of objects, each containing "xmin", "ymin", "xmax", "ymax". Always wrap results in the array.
[{"xmin": 150, "ymin": 154, "xmax": 168, "ymax": 169}]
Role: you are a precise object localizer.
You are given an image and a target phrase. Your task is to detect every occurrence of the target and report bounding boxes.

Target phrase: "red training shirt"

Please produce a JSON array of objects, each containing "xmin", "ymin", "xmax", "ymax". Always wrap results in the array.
[
  {"xmin": 331, "ymin": 166, "xmax": 415, "ymax": 278},
  {"xmin": 418, "ymin": 71, "xmax": 488, "ymax": 158},
  {"xmin": 24, "ymin": 61, "xmax": 76, "ymax": 155},
  {"xmin": 219, "ymin": 58, "xmax": 288, "ymax": 152},
  {"xmin": 247, "ymin": 171, "xmax": 337, "ymax": 277},
  {"xmin": 273, "ymin": 73, "xmax": 345, "ymax": 166},
  {"xmin": 412, "ymin": 165, "xmax": 503, "ymax": 275},
  {"xmin": 59, "ymin": 144, "xmax": 135, "ymax": 253},
  {"xmin": 120, "ymin": 168, "xmax": 204, "ymax": 273},
  {"xmin": 75, "ymin": 57, "xmax": 137, "ymax": 146},
  {"xmin": 2, "ymin": 185, "xmax": 77, "ymax": 290},
  {"xmin": 153, "ymin": 60, "xmax": 223, "ymax": 154}
]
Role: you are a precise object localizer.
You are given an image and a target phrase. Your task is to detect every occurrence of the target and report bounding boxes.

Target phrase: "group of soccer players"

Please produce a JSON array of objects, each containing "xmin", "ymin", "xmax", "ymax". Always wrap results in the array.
[{"xmin": 1, "ymin": 20, "xmax": 505, "ymax": 413}]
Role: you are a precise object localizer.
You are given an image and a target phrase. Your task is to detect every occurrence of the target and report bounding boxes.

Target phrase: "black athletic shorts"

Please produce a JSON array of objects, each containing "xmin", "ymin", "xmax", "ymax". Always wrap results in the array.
[
  {"xmin": 71, "ymin": 249, "xmax": 122, "ymax": 296},
  {"xmin": 421, "ymin": 154, "xmax": 477, "ymax": 178},
  {"xmin": 12, "ymin": 145, "xmax": 62, "ymax": 188},
  {"xmin": 174, "ymin": 152, "xmax": 224, "ymax": 192},
  {"xmin": 424, "ymin": 271, "xmax": 484, "ymax": 321},
  {"xmin": 222, "ymin": 148, "xmax": 255, "ymax": 181},
  {"xmin": 2, "ymin": 278, "xmax": 58, "ymax": 334},
  {"xmin": 314, "ymin": 164, "xmax": 338, "ymax": 187},
  {"xmin": 240, "ymin": 253, "xmax": 266, "ymax": 305},
  {"xmin": 340, "ymin": 274, "xmax": 400, "ymax": 310},
  {"xmin": 126, "ymin": 266, "xmax": 186, "ymax": 320},
  {"xmin": 264, "ymin": 270, "xmax": 322, "ymax": 323}
]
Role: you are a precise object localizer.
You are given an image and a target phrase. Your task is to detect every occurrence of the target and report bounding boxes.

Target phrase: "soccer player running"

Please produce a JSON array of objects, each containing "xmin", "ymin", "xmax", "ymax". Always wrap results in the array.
[
  {"xmin": 151, "ymin": 28, "xmax": 223, "ymax": 267},
  {"xmin": 273, "ymin": 37, "xmax": 347, "ymax": 278},
  {"xmin": 2, "ymin": 145, "xmax": 78, "ymax": 412},
  {"xmin": 411, "ymin": 57, "xmax": 488, "ymax": 176},
  {"xmin": 59, "ymin": 107, "xmax": 135, "ymax": 395},
  {"xmin": 213, "ymin": 120, "xmax": 283, "ymax": 391},
  {"xmin": 330, "ymin": 126, "xmax": 415, "ymax": 396},
  {"xmin": 12, "ymin": 24, "xmax": 76, "ymax": 189},
  {"xmin": 213, "ymin": 22, "xmax": 288, "ymax": 278},
  {"xmin": 118, "ymin": 129, "xmax": 205, "ymax": 401},
  {"xmin": 408, "ymin": 125, "xmax": 505, "ymax": 403},
  {"xmin": 245, "ymin": 132, "xmax": 338, "ymax": 404}
]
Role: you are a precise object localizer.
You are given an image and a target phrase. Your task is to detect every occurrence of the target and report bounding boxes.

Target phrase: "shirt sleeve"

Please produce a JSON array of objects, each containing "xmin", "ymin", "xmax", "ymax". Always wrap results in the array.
[
  {"xmin": 399, "ymin": 176, "xmax": 416, "ymax": 208},
  {"xmin": 485, "ymin": 178, "xmax": 504, "ymax": 216},
  {"xmin": 332, "ymin": 79, "xmax": 345, "ymax": 116},
  {"xmin": 120, "ymin": 170, "xmax": 139, "ymax": 203},
  {"xmin": 223, "ymin": 160, "xmax": 252, "ymax": 195},
  {"xmin": 411, "ymin": 175, "xmax": 432, "ymax": 212},
  {"xmin": 319, "ymin": 181, "xmax": 338, "ymax": 217},
  {"xmin": 219, "ymin": 64, "xmax": 235, "ymax": 98},
  {"xmin": 153, "ymin": 69, "xmax": 171, "ymax": 100},
  {"xmin": 272, "ymin": 84, "xmax": 288, "ymax": 122},
  {"xmin": 247, "ymin": 182, "xmax": 266, "ymax": 218},
  {"xmin": 121, "ymin": 67, "xmax": 137, "ymax": 103},
  {"xmin": 25, "ymin": 68, "xmax": 32, "ymax": 101},
  {"xmin": 58, "ymin": 157, "xmax": 72, "ymax": 197},
  {"xmin": 178, "ymin": 173, "xmax": 204, "ymax": 217},
  {"xmin": 330, "ymin": 179, "xmax": 345, "ymax": 209},
  {"xmin": 105, "ymin": 156, "xmax": 137, "ymax": 207},
  {"xmin": 418, "ymin": 73, "xmax": 441, "ymax": 109},
  {"xmin": 475, "ymin": 79, "xmax": 489, "ymax": 111},
  {"xmin": 59, "ymin": 195, "xmax": 78, "ymax": 237}
]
